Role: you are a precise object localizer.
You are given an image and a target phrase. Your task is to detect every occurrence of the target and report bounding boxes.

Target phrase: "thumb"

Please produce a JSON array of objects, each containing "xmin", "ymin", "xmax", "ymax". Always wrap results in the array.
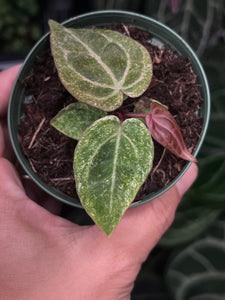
[
  {"xmin": 0, "ymin": 64, "xmax": 22, "ymax": 117},
  {"xmin": 96, "ymin": 163, "xmax": 198, "ymax": 262},
  {"xmin": 176, "ymin": 163, "xmax": 198, "ymax": 198},
  {"xmin": 0, "ymin": 157, "xmax": 26, "ymax": 201}
]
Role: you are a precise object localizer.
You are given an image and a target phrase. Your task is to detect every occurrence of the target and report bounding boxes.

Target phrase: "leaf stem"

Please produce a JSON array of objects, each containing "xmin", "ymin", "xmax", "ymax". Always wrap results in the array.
[{"xmin": 126, "ymin": 112, "xmax": 147, "ymax": 118}]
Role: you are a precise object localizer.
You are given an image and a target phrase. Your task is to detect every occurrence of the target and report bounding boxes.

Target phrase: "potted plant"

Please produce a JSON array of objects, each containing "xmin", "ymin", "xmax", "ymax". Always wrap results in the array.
[{"xmin": 8, "ymin": 10, "xmax": 210, "ymax": 235}]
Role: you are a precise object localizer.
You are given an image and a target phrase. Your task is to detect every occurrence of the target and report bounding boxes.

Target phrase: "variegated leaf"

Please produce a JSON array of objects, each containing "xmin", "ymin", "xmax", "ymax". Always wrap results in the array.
[
  {"xmin": 51, "ymin": 102, "xmax": 107, "ymax": 140},
  {"xmin": 49, "ymin": 20, "xmax": 152, "ymax": 111},
  {"xmin": 74, "ymin": 116, "xmax": 154, "ymax": 235}
]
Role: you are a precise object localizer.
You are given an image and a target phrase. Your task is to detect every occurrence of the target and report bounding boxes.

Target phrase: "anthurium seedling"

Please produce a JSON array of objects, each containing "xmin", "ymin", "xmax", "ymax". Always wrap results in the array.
[{"xmin": 49, "ymin": 20, "xmax": 196, "ymax": 235}]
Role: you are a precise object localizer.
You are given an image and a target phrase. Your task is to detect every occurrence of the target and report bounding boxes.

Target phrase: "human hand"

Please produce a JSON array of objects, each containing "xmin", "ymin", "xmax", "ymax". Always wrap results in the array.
[{"xmin": 0, "ymin": 66, "xmax": 198, "ymax": 300}]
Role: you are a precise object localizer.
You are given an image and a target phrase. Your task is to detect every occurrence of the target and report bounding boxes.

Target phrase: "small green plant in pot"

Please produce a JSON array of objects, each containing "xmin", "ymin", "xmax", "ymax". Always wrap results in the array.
[
  {"xmin": 8, "ymin": 11, "xmax": 210, "ymax": 236},
  {"xmin": 48, "ymin": 20, "xmax": 196, "ymax": 235}
]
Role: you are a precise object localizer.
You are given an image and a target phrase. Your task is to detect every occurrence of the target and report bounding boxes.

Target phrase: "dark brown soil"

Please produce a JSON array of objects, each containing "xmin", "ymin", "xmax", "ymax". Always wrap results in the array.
[{"xmin": 18, "ymin": 24, "xmax": 203, "ymax": 201}]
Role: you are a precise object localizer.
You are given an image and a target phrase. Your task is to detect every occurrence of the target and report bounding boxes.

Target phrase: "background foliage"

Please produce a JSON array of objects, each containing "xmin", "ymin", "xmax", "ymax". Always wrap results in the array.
[
  {"xmin": 1, "ymin": 0, "xmax": 225, "ymax": 299},
  {"xmin": 0, "ymin": 0, "xmax": 42, "ymax": 58}
]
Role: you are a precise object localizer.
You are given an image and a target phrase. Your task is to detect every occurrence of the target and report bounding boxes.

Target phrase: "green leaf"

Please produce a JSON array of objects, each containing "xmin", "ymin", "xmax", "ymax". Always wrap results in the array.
[
  {"xmin": 74, "ymin": 116, "xmax": 154, "ymax": 235},
  {"xmin": 49, "ymin": 20, "xmax": 152, "ymax": 112},
  {"xmin": 165, "ymin": 213, "xmax": 225, "ymax": 299},
  {"xmin": 166, "ymin": 238, "xmax": 225, "ymax": 300},
  {"xmin": 50, "ymin": 102, "xmax": 107, "ymax": 140}
]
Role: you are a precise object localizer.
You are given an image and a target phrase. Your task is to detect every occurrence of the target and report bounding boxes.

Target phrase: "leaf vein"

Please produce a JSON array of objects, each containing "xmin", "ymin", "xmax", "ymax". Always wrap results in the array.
[
  {"xmin": 87, "ymin": 134, "xmax": 117, "ymax": 170},
  {"xmin": 122, "ymin": 133, "xmax": 139, "ymax": 158},
  {"xmin": 110, "ymin": 127, "xmax": 121, "ymax": 212},
  {"xmin": 65, "ymin": 52, "xmax": 115, "ymax": 89},
  {"xmin": 64, "ymin": 28, "xmax": 118, "ymax": 87},
  {"xmin": 101, "ymin": 33, "xmax": 130, "ymax": 87}
]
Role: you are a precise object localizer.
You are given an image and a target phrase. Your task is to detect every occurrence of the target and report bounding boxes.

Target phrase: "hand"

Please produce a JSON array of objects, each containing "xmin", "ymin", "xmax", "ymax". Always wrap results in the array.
[{"xmin": 0, "ymin": 66, "xmax": 198, "ymax": 300}]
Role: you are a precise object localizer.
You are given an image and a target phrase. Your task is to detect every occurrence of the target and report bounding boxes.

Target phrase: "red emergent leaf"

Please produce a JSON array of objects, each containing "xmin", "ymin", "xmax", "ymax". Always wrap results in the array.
[{"xmin": 146, "ymin": 102, "xmax": 197, "ymax": 162}]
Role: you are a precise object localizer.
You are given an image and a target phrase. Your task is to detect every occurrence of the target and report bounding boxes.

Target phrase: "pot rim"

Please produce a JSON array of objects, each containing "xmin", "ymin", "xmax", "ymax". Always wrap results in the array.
[{"xmin": 8, "ymin": 9, "xmax": 210, "ymax": 209}]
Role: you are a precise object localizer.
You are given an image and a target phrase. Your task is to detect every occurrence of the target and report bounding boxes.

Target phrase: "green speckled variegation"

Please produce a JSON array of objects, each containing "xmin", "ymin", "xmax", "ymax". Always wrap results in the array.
[
  {"xmin": 49, "ymin": 20, "xmax": 152, "ymax": 112},
  {"xmin": 50, "ymin": 102, "xmax": 107, "ymax": 140},
  {"xmin": 74, "ymin": 116, "xmax": 154, "ymax": 235}
]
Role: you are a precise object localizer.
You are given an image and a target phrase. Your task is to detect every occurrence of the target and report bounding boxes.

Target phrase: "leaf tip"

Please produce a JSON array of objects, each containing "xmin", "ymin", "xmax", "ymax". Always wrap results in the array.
[
  {"xmin": 184, "ymin": 152, "xmax": 198, "ymax": 163},
  {"xmin": 48, "ymin": 19, "xmax": 58, "ymax": 27},
  {"xmin": 178, "ymin": 147, "xmax": 197, "ymax": 162},
  {"xmin": 103, "ymin": 227, "xmax": 114, "ymax": 237},
  {"xmin": 48, "ymin": 19, "xmax": 55, "ymax": 30}
]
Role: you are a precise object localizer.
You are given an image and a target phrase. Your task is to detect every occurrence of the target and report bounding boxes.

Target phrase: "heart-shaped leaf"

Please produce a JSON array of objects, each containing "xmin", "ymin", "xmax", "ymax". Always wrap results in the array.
[
  {"xmin": 51, "ymin": 102, "xmax": 107, "ymax": 140},
  {"xmin": 74, "ymin": 116, "xmax": 154, "ymax": 235},
  {"xmin": 49, "ymin": 20, "xmax": 152, "ymax": 111}
]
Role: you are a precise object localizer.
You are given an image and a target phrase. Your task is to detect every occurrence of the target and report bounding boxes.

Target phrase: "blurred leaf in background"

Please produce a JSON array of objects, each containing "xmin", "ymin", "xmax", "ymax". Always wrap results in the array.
[
  {"xmin": 94, "ymin": 0, "xmax": 144, "ymax": 12},
  {"xmin": 200, "ymin": 89, "xmax": 225, "ymax": 157},
  {"xmin": 165, "ymin": 215, "xmax": 225, "ymax": 300},
  {"xmin": 187, "ymin": 152, "xmax": 225, "ymax": 209},
  {"xmin": 96, "ymin": 0, "xmax": 225, "ymax": 57},
  {"xmin": 128, "ymin": 1, "xmax": 225, "ymax": 298},
  {"xmin": 159, "ymin": 195, "xmax": 221, "ymax": 247},
  {"xmin": 202, "ymin": 43, "xmax": 225, "ymax": 91},
  {"xmin": 0, "ymin": 0, "xmax": 42, "ymax": 58},
  {"xmin": 144, "ymin": 0, "xmax": 225, "ymax": 57}
]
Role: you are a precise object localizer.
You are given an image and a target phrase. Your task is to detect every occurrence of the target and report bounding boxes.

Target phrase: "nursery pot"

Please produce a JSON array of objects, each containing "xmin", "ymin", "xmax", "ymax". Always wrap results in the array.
[{"xmin": 8, "ymin": 10, "xmax": 210, "ymax": 209}]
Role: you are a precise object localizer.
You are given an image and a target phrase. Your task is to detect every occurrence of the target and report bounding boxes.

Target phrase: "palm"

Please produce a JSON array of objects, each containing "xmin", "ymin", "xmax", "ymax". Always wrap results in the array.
[{"xmin": 0, "ymin": 162, "xmax": 146, "ymax": 299}]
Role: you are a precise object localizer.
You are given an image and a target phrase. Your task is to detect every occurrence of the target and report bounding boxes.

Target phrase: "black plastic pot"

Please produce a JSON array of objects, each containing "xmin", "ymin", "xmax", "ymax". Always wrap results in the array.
[{"xmin": 8, "ymin": 10, "xmax": 210, "ymax": 208}]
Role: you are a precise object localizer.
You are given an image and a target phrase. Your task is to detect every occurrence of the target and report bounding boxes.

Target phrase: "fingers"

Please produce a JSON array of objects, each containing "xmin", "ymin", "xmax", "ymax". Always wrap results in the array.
[
  {"xmin": 118, "ymin": 163, "xmax": 198, "ymax": 256},
  {"xmin": 128, "ymin": 164, "xmax": 197, "ymax": 236},
  {"xmin": 0, "ymin": 157, "xmax": 64, "ymax": 219},
  {"xmin": 0, "ymin": 156, "xmax": 63, "ymax": 216},
  {"xmin": 0, "ymin": 157, "xmax": 26, "ymax": 202},
  {"xmin": 0, "ymin": 64, "xmax": 62, "ymax": 214},
  {"xmin": 0, "ymin": 66, "xmax": 22, "ymax": 162},
  {"xmin": 22, "ymin": 177, "xmax": 63, "ymax": 215},
  {"xmin": 0, "ymin": 119, "xmax": 15, "ymax": 161},
  {"xmin": 0, "ymin": 64, "xmax": 22, "ymax": 117}
]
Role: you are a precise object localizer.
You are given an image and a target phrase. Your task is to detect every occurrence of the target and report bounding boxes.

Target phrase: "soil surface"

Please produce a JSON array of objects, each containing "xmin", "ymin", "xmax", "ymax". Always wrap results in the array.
[{"xmin": 19, "ymin": 24, "xmax": 203, "ymax": 201}]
